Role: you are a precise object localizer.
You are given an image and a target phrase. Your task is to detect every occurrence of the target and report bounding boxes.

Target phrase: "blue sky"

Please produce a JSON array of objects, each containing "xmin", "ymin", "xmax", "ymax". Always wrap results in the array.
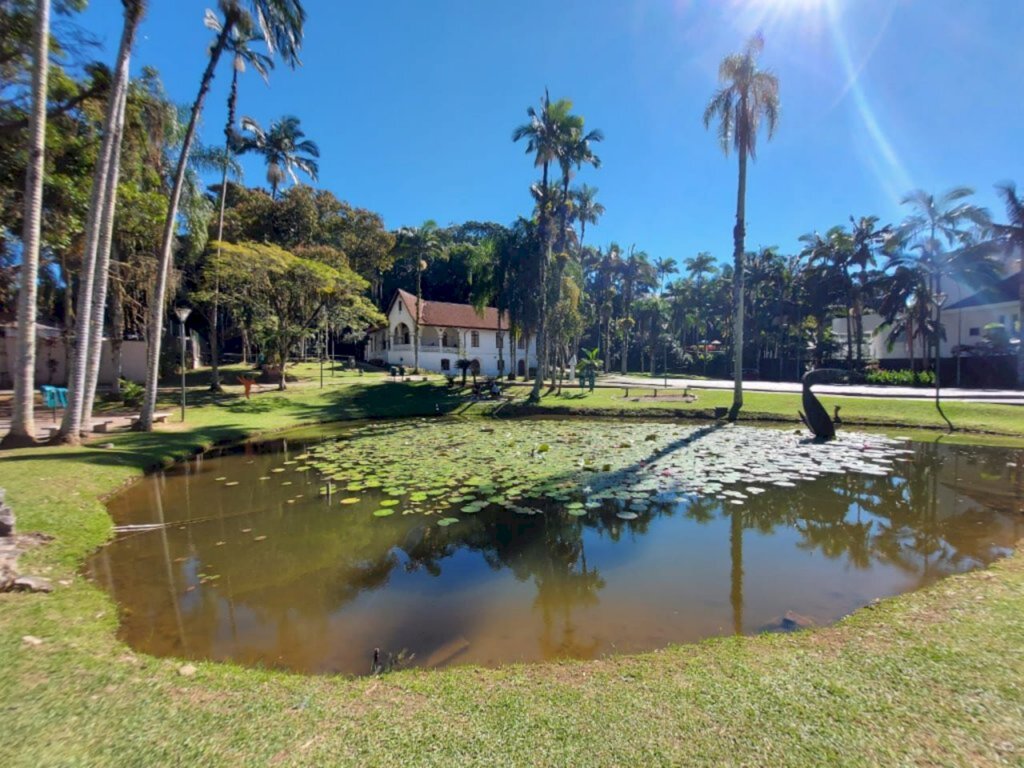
[{"xmin": 80, "ymin": 0, "xmax": 1023, "ymax": 268}]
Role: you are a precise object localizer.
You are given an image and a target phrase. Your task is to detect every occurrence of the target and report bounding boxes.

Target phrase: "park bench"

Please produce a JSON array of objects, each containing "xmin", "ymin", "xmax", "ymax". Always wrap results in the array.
[{"xmin": 129, "ymin": 412, "xmax": 169, "ymax": 427}]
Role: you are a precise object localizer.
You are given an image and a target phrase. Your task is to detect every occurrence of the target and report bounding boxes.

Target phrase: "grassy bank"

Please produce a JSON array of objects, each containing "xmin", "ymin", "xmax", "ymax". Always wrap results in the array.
[
  {"xmin": 2, "ymin": 371, "xmax": 1023, "ymax": 766},
  {"xmin": 501, "ymin": 383, "xmax": 1024, "ymax": 438}
]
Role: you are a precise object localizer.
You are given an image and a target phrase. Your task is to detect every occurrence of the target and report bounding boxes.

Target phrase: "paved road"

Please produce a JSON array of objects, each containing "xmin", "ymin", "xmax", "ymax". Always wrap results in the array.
[{"xmin": 603, "ymin": 374, "xmax": 1024, "ymax": 405}]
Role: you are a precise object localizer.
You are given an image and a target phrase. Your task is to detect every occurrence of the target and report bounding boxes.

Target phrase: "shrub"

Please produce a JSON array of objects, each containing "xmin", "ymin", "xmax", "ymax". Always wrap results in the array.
[
  {"xmin": 119, "ymin": 378, "xmax": 144, "ymax": 407},
  {"xmin": 864, "ymin": 369, "xmax": 935, "ymax": 387}
]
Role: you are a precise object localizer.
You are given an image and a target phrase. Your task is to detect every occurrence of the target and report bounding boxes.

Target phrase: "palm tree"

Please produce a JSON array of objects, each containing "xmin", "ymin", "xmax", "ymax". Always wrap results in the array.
[
  {"xmin": 139, "ymin": 0, "xmax": 305, "ymax": 432},
  {"xmin": 617, "ymin": 247, "xmax": 656, "ymax": 374},
  {"xmin": 703, "ymin": 32, "xmax": 779, "ymax": 420},
  {"xmin": 896, "ymin": 187, "xmax": 995, "ymax": 428},
  {"xmin": 396, "ymin": 221, "xmax": 445, "ymax": 373},
  {"xmin": 800, "ymin": 227, "xmax": 854, "ymax": 364},
  {"xmin": 572, "ymin": 184, "xmax": 604, "ymax": 252},
  {"xmin": 513, "ymin": 89, "xmax": 577, "ymax": 402},
  {"xmin": 240, "ymin": 114, "xmax": 318, "ymax": 199},
  {"xmin": 54, "ymin": 0, "xmax": 145, "ymax": 445},
  {"xmin": 848, "ymin": 215, "xmax": 891, "ymax": 365},
  {"xmin": 2, "ymin": 0, "xmax": 50, "ymax": 448},
  {"xmin": 208, "ymin": 16, "xmax": 273, "ymax": 392},
  {"xmin": 556, "ymin": 123, "xmax": 602, "ymax": 256},
  {"xmin": 989, "ymin": 183, "xmax": 1024, "ymax": 384},
  {"xmin": 654, "ymin": 256, "xmax": 678, "ymax": 296},
  {"xmin": 685, "ymin": 251, "xmax": 717, "ymax": 375}
]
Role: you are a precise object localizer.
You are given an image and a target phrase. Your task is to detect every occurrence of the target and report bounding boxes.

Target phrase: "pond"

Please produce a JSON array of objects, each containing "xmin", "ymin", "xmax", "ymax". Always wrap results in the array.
[{"xmin": 88, "ymin": 418, "xmax": 1024, "ymax": 676}]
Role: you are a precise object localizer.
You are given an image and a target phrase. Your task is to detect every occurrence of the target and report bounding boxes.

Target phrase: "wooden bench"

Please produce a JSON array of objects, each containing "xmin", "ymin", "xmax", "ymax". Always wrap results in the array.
[{"xmin": 129, "ymin": 412, "xmax": 169, "ymax": 426}]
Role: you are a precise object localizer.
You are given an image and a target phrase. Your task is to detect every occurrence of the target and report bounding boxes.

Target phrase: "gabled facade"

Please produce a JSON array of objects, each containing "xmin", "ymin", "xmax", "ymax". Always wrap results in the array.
[{"xmin": 365, "ymin": 289, "xmax": 537, "ymax": 377}]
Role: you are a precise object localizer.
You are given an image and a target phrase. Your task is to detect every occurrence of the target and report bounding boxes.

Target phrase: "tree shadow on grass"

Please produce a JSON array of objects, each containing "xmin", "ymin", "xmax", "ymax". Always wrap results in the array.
[{"xmin": 0, "ymin": 423, "xmax": 254, "ymax": 473}]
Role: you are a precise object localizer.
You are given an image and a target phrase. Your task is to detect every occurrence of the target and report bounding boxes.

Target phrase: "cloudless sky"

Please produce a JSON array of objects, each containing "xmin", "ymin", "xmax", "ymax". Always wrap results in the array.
[{"xmin": 79, "ymin": 0, "xmax": 1023, "ymax": 268}]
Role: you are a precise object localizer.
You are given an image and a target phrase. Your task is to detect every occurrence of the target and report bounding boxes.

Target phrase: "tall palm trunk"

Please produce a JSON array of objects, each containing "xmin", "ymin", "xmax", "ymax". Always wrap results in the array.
[
  {"xmin": 413, "ymin": 262, "xmax": 421, "ymax": 373},
  {"xmin": 528, "ymin": 163, "xmax": 551, "ymax": 403},
  {"xmin": 81, "ymin": 76, "xmax": 133, "ymax": 429},
  {"xmin": 728, "ymin": 136, "xmax": 748, "ymax": 421},
  {"xmin": 2, "ymin": 0, "xmax": 50, "ymax": 448},
  {"xmin": 56, "ymin": 0, "xmax": 138, "ymax": 444},
  {"xmin": 933, "ymin": 257, "xmax": 952, "ymax": 430},
  {"xmin": 1018, "ymin": 251, "xmax": 1024, "ymax": 387},
  {"xmin": 845, "ymin": 305, "xmax": 853, "ymax": 365},
  {"xmin": 209, "ymin": 63, "xmax": 242, "ymax": 394},
  {"xmin": 139, "ymin": 20, "xmax": 235, "ymax": 431},
  {"xmin": 730, "ymin": 507, "xmax": 743, "ymax": 635},
  {"xmin": 110, "ymin": 257, "xmax": 125, "ymax": 395}
]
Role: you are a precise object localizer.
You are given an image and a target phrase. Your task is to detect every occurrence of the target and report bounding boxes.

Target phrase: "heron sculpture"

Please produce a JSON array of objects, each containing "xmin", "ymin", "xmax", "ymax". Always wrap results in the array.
[{"xmin": 798, "ymin": 368, "xmax": 848, "ymax": 440}]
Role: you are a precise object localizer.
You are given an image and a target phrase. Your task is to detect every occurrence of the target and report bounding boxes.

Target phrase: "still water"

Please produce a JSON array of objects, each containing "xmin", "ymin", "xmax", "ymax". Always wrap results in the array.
[{"xmin": 88, "ymin": 420, "xmax": 1023, "ymax": 675}]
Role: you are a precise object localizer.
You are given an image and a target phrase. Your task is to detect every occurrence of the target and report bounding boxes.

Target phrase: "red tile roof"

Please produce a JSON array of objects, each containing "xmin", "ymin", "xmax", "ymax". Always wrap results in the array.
[{"xmin": 390, "ymin": 289, "xmax": 508, "ymax": 330}]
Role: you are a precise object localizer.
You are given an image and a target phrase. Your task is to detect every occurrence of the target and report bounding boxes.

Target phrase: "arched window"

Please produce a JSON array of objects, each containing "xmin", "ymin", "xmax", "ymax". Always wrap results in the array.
[{"xmin": 394, "ymin": 323, "xmax": 410, "ymax": 345}]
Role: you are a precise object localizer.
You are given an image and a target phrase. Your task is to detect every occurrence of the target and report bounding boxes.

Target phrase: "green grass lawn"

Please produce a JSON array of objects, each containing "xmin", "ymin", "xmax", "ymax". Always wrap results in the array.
[
  {"xmin": 1, "ymin": 371, "xmax": 1023, "ymax": 766},
  {"xmin": 506, "ymin": 383, "xmax": 1024, "ymax": 439}
]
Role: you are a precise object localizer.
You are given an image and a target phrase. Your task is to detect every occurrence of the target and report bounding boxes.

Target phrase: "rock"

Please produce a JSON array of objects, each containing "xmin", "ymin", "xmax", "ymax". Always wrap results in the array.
[
  {"xmin": 178, "ymin": 663, "xmax": 197, "ymax": 677},
  {"xmin": 0, "ymin": 488, "xmax": 14, "ymax": 537},
  {"xmin": 760, "ymin": 610, "xmax": 816, "ymax": 633},
  {"xmin": 21, "ymin": 635, "xmax": 43, "ymax": 646},
  {"xmin": 95, "ymin": 442, "xmax": 116, "ymax": 450},
  {"xmin": 13, "ymin": 575, "xmax": 54, "ymax": 593}
]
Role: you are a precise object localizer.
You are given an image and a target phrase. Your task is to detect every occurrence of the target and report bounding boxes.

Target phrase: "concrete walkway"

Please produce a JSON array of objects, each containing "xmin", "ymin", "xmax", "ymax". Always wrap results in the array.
[{"xmin": 603, "ymin": 374, "xmax": 1024, "ymax": 405}]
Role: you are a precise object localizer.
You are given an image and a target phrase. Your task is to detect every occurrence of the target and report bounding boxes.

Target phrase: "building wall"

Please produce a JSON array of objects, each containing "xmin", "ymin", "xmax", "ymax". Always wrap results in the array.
[
  {"xmin": 366, "ymin": 299, "xmax": 537, "ymax": 377},
  {"xmin": 0, "ymin": 331, "xmax": 147, "ymax": 388},
  {"xmin": 833, "ymin": 303, "xmax": 1021, "ymax": 362}
]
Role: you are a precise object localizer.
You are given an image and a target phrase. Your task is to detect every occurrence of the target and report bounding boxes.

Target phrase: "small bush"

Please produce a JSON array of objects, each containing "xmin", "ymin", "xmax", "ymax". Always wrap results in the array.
[
  {"xmin": 119, "ymin": 379, "xmax": 144, "ymax": 407},
  {"xmin": 864, "ymin": 368, "xmax": 935, "ymax": 387}
]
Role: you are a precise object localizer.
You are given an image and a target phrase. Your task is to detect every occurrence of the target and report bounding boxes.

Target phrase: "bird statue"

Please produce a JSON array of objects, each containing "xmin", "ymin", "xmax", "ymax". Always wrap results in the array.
[{"xmin": 797, "ymin": 368, "xmax": 848, "ymax": 440}]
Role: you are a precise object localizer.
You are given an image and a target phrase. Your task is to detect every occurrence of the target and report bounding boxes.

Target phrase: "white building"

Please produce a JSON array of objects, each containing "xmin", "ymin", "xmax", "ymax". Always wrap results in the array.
[
  {"xmin": 830, "ymin": 270, "xmax": 1021, "ymax": 361},
  {"xmin": 0, "ymin": 320, "xmax": 148, "ymax": 389},
  {"xmin": 365, "ymin": 289, "xmax": 538, "ymax": 377}
]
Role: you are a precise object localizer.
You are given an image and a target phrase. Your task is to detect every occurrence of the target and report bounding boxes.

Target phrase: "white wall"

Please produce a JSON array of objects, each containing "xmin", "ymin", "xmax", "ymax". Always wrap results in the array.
[
  {"xmin": 0, "ymin": 331, "xmax": 147, "ymax": 388},
  {"xmin": 372, "ymin": 299, "xmax": 537, "ymax": 377}
]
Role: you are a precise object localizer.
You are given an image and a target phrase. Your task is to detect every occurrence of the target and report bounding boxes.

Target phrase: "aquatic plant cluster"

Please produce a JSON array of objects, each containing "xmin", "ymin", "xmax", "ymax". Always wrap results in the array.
[{"xmin": 295, "ymin": 421, "xmax": 911, "ymax": 524}]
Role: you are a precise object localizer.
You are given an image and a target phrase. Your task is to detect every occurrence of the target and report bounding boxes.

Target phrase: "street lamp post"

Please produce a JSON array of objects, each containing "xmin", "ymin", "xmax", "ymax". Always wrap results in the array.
[{"xmin": 175, "ymin": 306, "xmax": 192, "ymax": 423}]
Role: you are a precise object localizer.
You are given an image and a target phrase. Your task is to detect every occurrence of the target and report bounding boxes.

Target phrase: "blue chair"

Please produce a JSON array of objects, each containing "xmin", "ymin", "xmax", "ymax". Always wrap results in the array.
[{"xmin": 40, "ymin": 385, "xmax": 68, "ymax": 422}]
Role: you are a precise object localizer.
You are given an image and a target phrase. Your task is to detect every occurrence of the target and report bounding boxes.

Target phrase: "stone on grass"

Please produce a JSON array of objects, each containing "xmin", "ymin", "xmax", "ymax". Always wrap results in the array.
[
  {"xmin": 178, "ymin": 664, "xmax": 197, "ymax": 677},
  {"xmin": 13, "ymin": 575, "xmax": 53, "ymax": 593}
]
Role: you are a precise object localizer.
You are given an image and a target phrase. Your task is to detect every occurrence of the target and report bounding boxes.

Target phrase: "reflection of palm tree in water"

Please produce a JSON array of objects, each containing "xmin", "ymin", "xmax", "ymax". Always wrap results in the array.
[
  {"xmin": 532, "ymin": 520, "xmax": 605, "ymax": 660},
  {"xmin": 730, "ymin": 506, "xmax": 743, "ymax": 635}
]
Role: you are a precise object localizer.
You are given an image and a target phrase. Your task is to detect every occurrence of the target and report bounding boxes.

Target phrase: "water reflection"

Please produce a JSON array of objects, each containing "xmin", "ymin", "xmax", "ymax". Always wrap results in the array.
[{"xmin": 88, "ymin": 428, "xmax": 1023, "ymax": 675}]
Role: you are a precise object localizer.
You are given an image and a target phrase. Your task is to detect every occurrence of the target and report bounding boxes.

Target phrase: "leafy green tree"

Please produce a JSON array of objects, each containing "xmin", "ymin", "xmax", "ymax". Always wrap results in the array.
[
  {"xmin": 240, "ymin": 113, "xmax": 318, "ymax": 199},
  {"xmin": 703, "ymin": 32, "xmax": 779, "ymax": 419},
  {"xmin": 684, "ymin": 251, "xmax": 717, "ymax": 374},
  {"xmin": 395, "ymin": 220, "xmax": 446, "ymax": 373},
  {"xmin": 616, "ymin": 246, "xmax": 655, "ymax": 373},
  {"xmin": 653, "ymin": 256, "xmax": 677, "ymax": 296},
  {"xmin": 208, "ymin": 12, "xmax": 273, "ymax": 391},
  {"xmin": 141, "ymin": 0, "xmax": 306, "ymax": 431},
  {"xmin": 513, "ymin": 89, "xmax": 579, "ymax": 401},
  {"xmin": 892, "ymin": 187, "xmax": 996, "ymax": 428},
  {"xmin": 205, "ymin": 241, "xmax": 381, "ymax": 389},
  {"xmin": 989, "ymin": 184, "xmax": 1024, "ymax": 384},
  {"xmin": 571, "ymin": 184, "xmax": 603, "ymax": 252},
  {"xmin": 848, "ymin": 215, "xmax": 891, "ymax": 365}
]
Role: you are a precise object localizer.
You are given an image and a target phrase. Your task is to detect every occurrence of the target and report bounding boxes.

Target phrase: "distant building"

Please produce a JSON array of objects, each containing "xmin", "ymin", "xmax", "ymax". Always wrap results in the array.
[
  {"xmin": 831, "ymin": 269, "xmax": 1021, "ymax": 362},
  {"xmin": 365, "ymin": 289, "xmax": 538, "ymax": 377}
]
